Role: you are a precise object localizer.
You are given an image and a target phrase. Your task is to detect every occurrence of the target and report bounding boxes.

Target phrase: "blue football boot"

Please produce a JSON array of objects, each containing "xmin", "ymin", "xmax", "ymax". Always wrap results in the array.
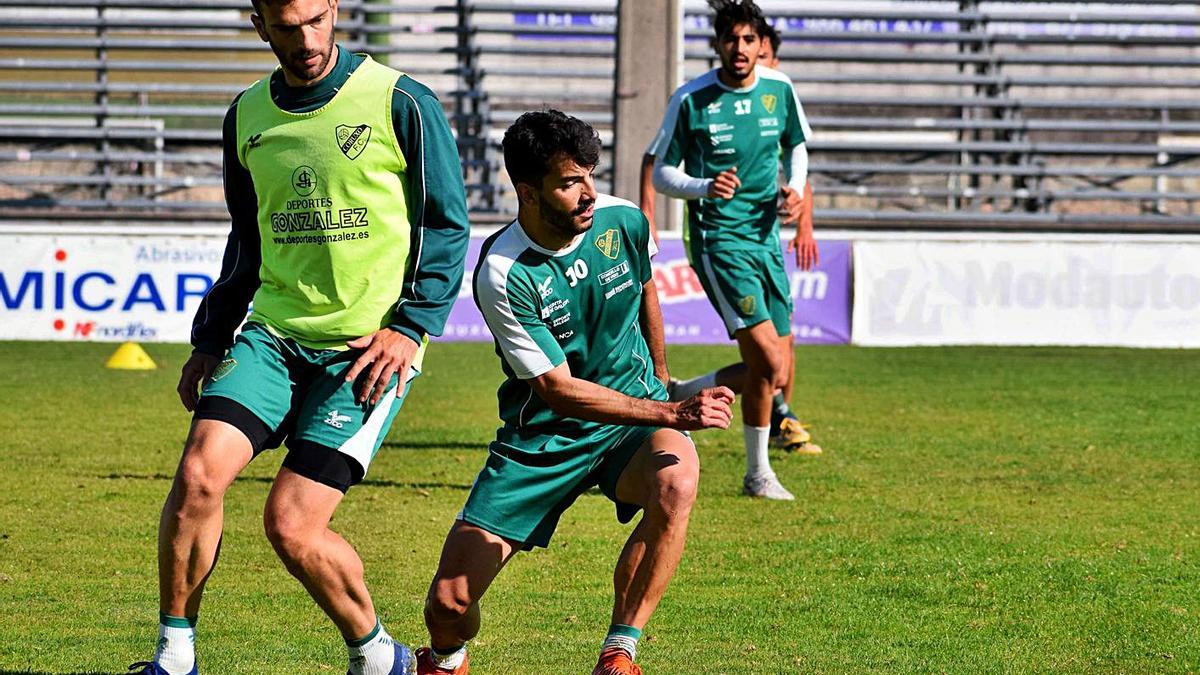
[{"xmin": 127, "ymin": 661, "xmax": 197, "ymax": 675}]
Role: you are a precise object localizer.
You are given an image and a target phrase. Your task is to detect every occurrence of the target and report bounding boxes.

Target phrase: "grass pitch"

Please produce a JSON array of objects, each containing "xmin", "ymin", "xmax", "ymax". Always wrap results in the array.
[{"xmin": 0, "ymin": 341, "xmax": 1196, "ymax": 674}]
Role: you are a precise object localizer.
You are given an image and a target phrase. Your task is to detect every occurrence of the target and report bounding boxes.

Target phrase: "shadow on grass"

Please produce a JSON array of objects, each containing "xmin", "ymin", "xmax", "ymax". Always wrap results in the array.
[
  {"xmin": 100, "ymin": 473, "xmax": 471, "ymax": 491},
  {"xmin": 0, "ymin": 671, "xmax": 121, "ymax": 675},
  {"xmin": 379, "ymin": 440, "xmax": 484, "ymax": 451}
]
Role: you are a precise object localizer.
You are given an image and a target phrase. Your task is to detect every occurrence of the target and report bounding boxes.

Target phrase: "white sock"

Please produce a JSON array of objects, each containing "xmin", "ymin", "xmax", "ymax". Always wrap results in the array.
[
  {"xmin": 347, "ymin": 621, "xmax": 396, "ymax": 675},
  {"xmin": 431, "ymin": 644, "xmax": 467, "ymax": 671},
  {"xmin": 744, "ymin": 425, "xmax": 771, "ymax": 477},
  {"xmin": 154, "ymin": 618, "xmax": 195, "ymax": 675},
  {"xmin": 602, "ymin": 634, "xmax": 639, "ymax": 661},
  {"xmin": 672, "ymin": 371, "xmax": 717, "ymax": 400}
]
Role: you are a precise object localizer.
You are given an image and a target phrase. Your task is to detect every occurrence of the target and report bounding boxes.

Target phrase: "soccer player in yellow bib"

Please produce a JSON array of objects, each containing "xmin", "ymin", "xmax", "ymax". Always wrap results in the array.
[{"xmin": 129, "ymin": 0, "xmax": 469, "ymax": 673}]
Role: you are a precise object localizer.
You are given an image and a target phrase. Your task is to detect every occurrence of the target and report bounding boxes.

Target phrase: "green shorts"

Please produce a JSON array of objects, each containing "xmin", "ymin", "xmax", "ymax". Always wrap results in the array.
[
  {"xmin": 459, "ymin": 424, "xmax": 661, "ymax": 549},
  {"xmin": 199, "ymin": 322, "xmax": 416, "ymax": 481},
  {"xmin": 691, "ymin": 245, "xmax": 792, "ymax": 339}
]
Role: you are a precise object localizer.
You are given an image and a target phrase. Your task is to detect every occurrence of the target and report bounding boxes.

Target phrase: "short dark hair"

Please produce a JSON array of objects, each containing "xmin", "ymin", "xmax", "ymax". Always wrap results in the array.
[
  {"xmin": 759, "ymin": 19, "xmax": 780, "ymax": 56},
  {"xmin": 251, "ymin": 0, "xmax": 327, "ymax": 16},
  {"xmin": 707, "ymin": 0, "xmax": 766, "ymax": 40},
  {"xmin": 502, "ymin": 109, "xmax": 601, "ymax": 188}
]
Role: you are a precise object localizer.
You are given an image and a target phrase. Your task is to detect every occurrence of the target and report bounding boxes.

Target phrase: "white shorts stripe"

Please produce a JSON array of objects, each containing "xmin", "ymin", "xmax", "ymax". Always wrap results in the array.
[{"xmin": 698, "ymin": 252, "xmax": 744, "ymax": 335}]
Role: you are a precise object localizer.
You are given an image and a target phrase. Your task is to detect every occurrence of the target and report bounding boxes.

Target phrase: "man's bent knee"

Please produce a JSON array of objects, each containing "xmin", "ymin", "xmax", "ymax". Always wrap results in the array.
[
  {"xmin": 651, "ymin": 462, "xmax": 699, "ymax": 518},
  {"xmin": 172, "ymin": 420, "xmax": 252, "ymax": 509},
  {"xmin": 172, "ymin": 453, "xmax": 229, "ymax": 514},
  {"xmin": 262, "ymin": 504, "xmax": 317, "ymax": 570},
  {"xmin": 644, "ymin": 432, "xmax": 699, "ymax": 517},
  {"xmin": 425, "ymin": 580, "xmax": 474, "ymax": 626},
  {"xmin": 740, "ymin": 330, "xmax": 787, "ymax": 388}
]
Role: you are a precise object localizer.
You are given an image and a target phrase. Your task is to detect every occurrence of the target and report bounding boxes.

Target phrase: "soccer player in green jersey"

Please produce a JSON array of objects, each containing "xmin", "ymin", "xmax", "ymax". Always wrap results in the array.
[
  {"xmin": 413, "ymin": 110, "xmax": 734, "ymax": 675},
  {"xmin": 129, "ymin": 0, "xmax": 469, "ymax": 673},
  {"xmin": 645, "ymin": 0, "xmax": 818, "ymax": 501},
  {"xmin": 639, "ymin": 15, "xmax": 820, "ymax": 461}
]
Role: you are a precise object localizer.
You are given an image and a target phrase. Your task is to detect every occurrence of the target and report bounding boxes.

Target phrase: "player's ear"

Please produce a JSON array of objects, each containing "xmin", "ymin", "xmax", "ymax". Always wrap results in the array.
[
  {"xmin": 250, "ymin": 12, "xmax": 268, "ymax": 42},
  {"xmin": 515, "ymin": 182, "xmax": 536, "ymax": 207}
]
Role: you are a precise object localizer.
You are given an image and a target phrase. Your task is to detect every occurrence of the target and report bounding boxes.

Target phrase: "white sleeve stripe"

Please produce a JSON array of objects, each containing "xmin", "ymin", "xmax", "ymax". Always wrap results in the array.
[
  {"xmin": 594, "ymin": 193, "xmax": 639, "ymax": 211},
  {"xmin": 646, "ymin": 95, "xmax": 680, "ymax": 158},
  {"xmin": 391, "ymin": 85, "xmax": 428, "ymax": 310},
  {"xmin": 794, "ymin": 89, "xmax": 813, "ymax": 140},
  {"xmin": 475, "ymin": 232, "xmax": 555, "ymax": 380}
]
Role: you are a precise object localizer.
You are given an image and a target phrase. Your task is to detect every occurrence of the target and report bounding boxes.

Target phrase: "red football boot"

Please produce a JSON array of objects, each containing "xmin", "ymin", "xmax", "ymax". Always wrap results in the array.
[
  {"xmin": 591, "ymin": 648, "xmax": 642, "ymax": 675},
  {"xmin": 415, "ymin": 647, "xmax": 469, "ymax": 675}
]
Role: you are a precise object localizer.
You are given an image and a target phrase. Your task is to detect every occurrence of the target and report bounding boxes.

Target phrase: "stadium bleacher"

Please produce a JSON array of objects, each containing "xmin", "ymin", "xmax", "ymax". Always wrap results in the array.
[{"xmin": 2, "ymin": 0, "xmax": 1199, "ymax": 231}]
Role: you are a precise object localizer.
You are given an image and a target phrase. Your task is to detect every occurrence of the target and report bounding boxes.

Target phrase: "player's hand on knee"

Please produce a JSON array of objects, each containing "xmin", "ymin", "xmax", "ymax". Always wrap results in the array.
[
  {"xmin": 672, "ymin": 386, "xmax": 735, "ymax": 430},
  {"xmin": 177, "ymin": 352, "xmax": 220, "ymax": 412},
  {"xmin": 707, "ymin": 167, "xmax": 740, "ymax": 199},
  {"xmin": 345, "ymin": 328, "xmax": 420, "ymax": 406}
]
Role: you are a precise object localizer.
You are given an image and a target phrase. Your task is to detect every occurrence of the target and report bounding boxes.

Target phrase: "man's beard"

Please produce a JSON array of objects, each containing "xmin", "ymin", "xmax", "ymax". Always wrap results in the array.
[
  {"xmin": 538, "ymin": 193, "xmax": 594, "ymax": 239},
  {"xmin": 722, "ymin": 58, "xmax": 751, "ymax": 80},
  {"xmin": 273, "ymin": 34, "xmax": 334, "ymax": 83}
]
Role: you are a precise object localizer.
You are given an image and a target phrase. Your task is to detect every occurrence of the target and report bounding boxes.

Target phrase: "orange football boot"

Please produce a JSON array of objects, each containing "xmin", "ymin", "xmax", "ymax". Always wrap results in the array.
[{"xmin": 591, "ymin": 648, "xmax": 642, "ymax": 675}]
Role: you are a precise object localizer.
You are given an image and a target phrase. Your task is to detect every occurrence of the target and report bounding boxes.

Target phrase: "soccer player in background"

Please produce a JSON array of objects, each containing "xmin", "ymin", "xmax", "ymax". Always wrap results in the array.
[
  {"xmin": 759, "ymin": 19, "xmax": 781, "ymax": 68},
  {"xmin": 638, "ymin": 14, "xmax": 820, "ymax": 464},
  {"xmin": 644, "ymin": 0, "xmax": 819, "ymax": 501},
  {"xmin": 415, "ymin": 110, "xmax": 734, "ymax": 675},
  {"xmin": 666, "ymin": 18, "xmax": 820, "ymax": 458},
  {"xmin": 129, "ymin": 0, "xmax": 469, "ymax": 672}
]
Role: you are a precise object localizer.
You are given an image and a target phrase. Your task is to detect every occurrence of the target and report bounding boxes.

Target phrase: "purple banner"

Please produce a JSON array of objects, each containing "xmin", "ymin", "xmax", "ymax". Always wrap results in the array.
[{"xmin": 442, "ymin": 235, "xmax": 851, "ymax": 345}]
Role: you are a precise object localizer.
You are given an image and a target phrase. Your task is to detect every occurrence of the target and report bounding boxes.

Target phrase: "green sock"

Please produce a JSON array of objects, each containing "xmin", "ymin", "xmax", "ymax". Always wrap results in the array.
[{"xmin": 772, "ymin": 392, "xmax": 791, "ymax": 416}]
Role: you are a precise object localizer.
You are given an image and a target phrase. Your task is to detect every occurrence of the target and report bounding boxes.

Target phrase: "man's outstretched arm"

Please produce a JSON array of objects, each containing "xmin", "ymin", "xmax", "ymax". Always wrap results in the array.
[{"xmin": 527, "ymin": 364, "xmax": 733, "ymax": 431}]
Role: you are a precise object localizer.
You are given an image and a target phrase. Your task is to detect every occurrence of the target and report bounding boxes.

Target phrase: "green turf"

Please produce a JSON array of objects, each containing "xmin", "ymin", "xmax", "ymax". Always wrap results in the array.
[{"xmin": 0, "ymin": 341, "xmax": 1196, "ymax": 674}]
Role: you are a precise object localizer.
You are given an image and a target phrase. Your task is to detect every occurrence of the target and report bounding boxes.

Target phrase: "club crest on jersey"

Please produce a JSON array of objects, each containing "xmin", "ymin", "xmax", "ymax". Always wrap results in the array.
[
  {"xmin": 761, "ymin": 94, "xmax": 777, "ymax": 114},
  {"xmin": 594, "ymin": 229, "xmax": 620, "ymax": 260},
  {"xmin": 335, "ymin": 124, "xmax": 371, "ymax": 160},
  {"xmin": 739, "ymin": 295, "xmax": 756, "ymax": 316}
]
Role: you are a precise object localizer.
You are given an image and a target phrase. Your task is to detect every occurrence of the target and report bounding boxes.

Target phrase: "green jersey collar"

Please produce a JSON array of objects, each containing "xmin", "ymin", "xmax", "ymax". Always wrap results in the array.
[{"xmin": 269, "ymin": 44, "xmax": 364, "ymax": 114}]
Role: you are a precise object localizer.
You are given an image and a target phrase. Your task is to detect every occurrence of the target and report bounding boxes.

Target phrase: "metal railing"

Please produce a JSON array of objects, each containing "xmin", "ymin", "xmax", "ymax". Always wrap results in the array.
[
  {"xmin": 687, "ymin": 1, "xmax": 1200, "ymax": 231},
  {"xmin": 0, "ymin": 0, "xmax": 617, "ymax": 223},
  {"xmin": 3, "ymin": 1, "xmax": 1200, "ymax": 231}
]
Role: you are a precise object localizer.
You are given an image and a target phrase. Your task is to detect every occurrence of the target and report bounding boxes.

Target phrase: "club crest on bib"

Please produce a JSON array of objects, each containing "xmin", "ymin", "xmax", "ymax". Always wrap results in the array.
[
  {"xmin": 335, "ymin": 124, "xmax": 372, "ymax": 160},
  {"xmin": 761, "ymin": 94, "xmax": 777, "ymax": 114},
  {"xmin": 594, "ymin": 228, "xmax": 621, "ymax": 260}
]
